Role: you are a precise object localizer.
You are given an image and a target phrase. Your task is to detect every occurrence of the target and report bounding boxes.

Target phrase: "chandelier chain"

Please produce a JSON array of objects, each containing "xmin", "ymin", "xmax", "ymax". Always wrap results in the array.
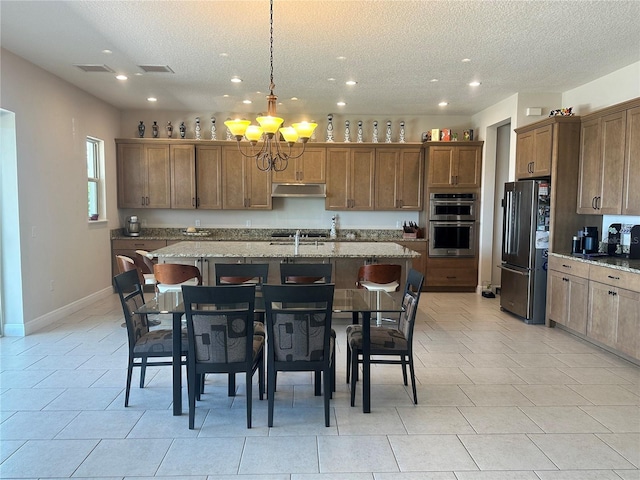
[{"xmin": 269, "ymin": 0, "xmax": 275, "ymax": 93}]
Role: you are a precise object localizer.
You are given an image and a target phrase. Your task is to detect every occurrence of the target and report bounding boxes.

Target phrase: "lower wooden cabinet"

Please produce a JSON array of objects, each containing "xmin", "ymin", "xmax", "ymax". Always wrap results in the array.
[
  {"xmin": 396, "ymin": 240, "xmax": 427, "ymax": 289},
  {"xmin": 547, "ymin": 255, "xmax": 640, "ymax": 362},
  {"xmin": 424, "ymin": 255, "xmax": 478, "ymax": 292}
]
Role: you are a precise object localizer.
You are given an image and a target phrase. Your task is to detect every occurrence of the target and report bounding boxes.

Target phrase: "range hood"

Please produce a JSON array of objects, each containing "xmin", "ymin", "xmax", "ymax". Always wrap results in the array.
[{"xmin": 271, "ymin": 183, "xmax": 326, "ymax": 198}]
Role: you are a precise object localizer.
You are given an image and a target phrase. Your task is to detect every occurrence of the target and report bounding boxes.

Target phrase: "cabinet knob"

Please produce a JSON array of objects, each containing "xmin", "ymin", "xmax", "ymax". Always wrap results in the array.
[{"xmin": 607, "ymin": 275, "xmax": 621, "ymax": 280}]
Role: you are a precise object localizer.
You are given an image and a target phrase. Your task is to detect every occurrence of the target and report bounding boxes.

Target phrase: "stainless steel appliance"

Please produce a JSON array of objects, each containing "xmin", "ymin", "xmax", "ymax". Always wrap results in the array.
[
  {"xmin": 500, "ymin": 180, "xmax": 550, "ymax": 325},
  {"xmin": 123, "ymin": 215, "xmax": 141, "ymax": 237},
  {"xmin": 428, "ymin": 192, "xmax": 477, "ymax": 257}
]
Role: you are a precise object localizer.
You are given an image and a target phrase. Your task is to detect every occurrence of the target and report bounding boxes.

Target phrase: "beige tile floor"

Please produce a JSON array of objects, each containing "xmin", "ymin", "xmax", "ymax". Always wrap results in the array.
[{"xmin": 1, "ymin": 292, "xmax": 639, "ymax": 479}]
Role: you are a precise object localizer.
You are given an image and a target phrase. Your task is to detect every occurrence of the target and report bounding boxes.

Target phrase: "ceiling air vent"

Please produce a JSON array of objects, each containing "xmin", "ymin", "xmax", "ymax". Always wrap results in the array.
[
  {"xmin": 137, "ymin": 65, "xmax": 175, "ymax": 74},
  {"xmin": 74, "ymin": 64, "xmax": 115, "ymax": 73}
]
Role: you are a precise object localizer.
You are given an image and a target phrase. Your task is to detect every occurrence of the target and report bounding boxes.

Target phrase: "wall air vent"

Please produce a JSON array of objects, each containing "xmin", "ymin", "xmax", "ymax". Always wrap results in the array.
[
  {"xmin": 74, "ymin": 64, "xmax": 115, "ymax": 73},
  {"xmin": 137, "ymin": 65, "xmax": 175, "ymax": 73}
]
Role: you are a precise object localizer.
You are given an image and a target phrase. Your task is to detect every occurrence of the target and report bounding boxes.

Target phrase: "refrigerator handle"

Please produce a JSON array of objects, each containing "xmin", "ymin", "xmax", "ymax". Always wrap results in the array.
[
  {"xmin": 503, "ymin": 189, "xmax": 513, "ymax": 255},
  {"xmin": 498, "ymin": 264, "xmax": 530, "ymax": 276}
]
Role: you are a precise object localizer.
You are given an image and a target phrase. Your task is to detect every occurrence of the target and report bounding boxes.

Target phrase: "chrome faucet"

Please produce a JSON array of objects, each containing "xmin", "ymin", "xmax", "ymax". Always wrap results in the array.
[{"xmin": 294, "ymin": 229, "xmax": 301, "ymax": 249}]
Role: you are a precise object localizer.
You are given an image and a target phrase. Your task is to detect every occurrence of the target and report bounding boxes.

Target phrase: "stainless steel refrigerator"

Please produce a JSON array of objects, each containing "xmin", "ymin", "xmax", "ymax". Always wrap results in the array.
[{"xmin": 500, "ymin": 179, "xmax": 550, "ymax": 325}]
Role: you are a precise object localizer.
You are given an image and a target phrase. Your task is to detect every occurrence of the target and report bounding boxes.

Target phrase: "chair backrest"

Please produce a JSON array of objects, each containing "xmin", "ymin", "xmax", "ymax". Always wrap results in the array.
[
  {"xmin": 215, "ymin": 263, "xmax": 269, "ymax": 286},
  {"xmin": 116, "ymin": 255, "xmax": 145, "ymax": 284},
  {"xmin": 134, "ymin": 250, "xmax": 155, "ymax": 275},
  {"xmin": 279, "ymin": 263, "xmax": 332, "ymax": 284},
  {"xmin": 398, "ymin": 269, "xmax": 424, "ymax": 344},
  {"xmin": 113, "ymin": 269, "xmax": 149, "ymax": 350},
  {"xmin": 262, "ymin": 284, "xmax": 335, "ymax": 364},
  {"xmin": 153, "ymin": 263, "xmax": 202, "ymax": 286},
  {"xmin": 356, "ymin": 263, "xmax": 402, "ymax": 289},
  {"xmin": 182, "ymin": 284, "xmax": 256, "ymax": 365}
]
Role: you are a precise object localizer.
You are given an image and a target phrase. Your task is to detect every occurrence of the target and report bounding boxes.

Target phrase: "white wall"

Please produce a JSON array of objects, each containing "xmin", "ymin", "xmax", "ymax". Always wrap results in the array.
[{"xmin": 0, "ymin": 49, "xmax": 121, "ymax": 334}]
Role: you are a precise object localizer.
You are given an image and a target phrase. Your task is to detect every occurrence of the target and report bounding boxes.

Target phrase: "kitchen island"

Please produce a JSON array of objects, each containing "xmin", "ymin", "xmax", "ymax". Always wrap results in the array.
[{"xmin": 148, "ymin": 240, "xmax": 420, "ymax": 289}]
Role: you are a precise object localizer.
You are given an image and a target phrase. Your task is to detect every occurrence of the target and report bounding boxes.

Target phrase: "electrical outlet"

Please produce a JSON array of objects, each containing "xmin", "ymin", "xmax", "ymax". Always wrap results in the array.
[
  {"xmin": 246, "ymin": 220, "xmax": 252, "ymax": 227},
  {"xmin": 396, "ymin": 220, "xmax": 401, "ymax": 228},
  {"xmin": 195, "ymin": 219, "xmax": 201, "ymax": 227},
  {"xmin": 49, "ymin": 280, "xmax": 54, "ymax": 291}
]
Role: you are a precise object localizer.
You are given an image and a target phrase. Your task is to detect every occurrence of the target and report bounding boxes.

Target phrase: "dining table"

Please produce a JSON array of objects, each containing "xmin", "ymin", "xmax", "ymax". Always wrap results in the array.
[{"xmin": 134, "ymin": 287, "xmax": 404, "ymax": 415}]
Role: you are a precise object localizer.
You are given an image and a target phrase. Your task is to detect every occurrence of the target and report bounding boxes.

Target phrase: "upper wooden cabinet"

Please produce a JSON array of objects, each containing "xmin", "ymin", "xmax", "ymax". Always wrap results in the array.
[
  {"xmin": 425, "ymin": 142, "xmax": 482, "ymax": 188},
  {"xmin": 623, "ymin": 105, "xmax": 640, "ymax": 215},
  {"xmin": 515, "ymin": 124, "xmax": 553, "ymax": 178},
  {"xmin": 326, "ymin": 147, "xmax": 375, "ymax": 210},
  {"xmin": 222, "ymin": 146, "xmax": 272, "ymax": 210},
  {"xmin": 117, "ymin": 142, "xmax": 171, "ymax": 209},
  {"xmin": 577, "ymin": 98, "xmax": 640, "ymax": 215},
  {"xmin": 375, "ymin": 147, "xmax": 423, "ymax": 210},
  {"xmin": 170, "ymin": 144, "xmax": 196, "ymax": 209},
  {"xmin": 271, "ymin": 146, "xmax": 326, "ymax": 184},
  {"xmin": 195, "ymin": 145, "xmax": 222, "ymax": 209}
]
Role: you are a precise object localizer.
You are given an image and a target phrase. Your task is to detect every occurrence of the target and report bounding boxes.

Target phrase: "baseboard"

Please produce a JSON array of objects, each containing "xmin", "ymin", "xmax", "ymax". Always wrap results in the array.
[{"xmin": 3, "ymin": 286, "xmax": 114, "ymax": 336}]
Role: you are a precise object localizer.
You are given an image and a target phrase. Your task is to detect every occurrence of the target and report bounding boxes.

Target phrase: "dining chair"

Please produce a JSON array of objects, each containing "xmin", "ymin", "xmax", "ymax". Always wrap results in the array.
[
  {"xmin": 278, "ymin": 262, "xmax": 336, "ymax": 393},
  {"xmin": 346, "ymin": 268, "xmax": 424, "ymax": 405},
  {"xmin": 115, "ymin": 254, "xmax": 146, "ymax": 285},
  {"xmin": 153, "ymin": 263, "xmax": 202, "ymax": 293},
  {"xmin": 182, "ymin": 284, "xmax": 265, "ymax": 430},
  {"xmin": 279, "ymin": 262, "xmax": 333, "ymax": 284},
  {"xmin": 214, "ymin": 262, "xmax": 269, "ymax": 286},
  {"xmin": 262, "ymin": 283, "xmax": 335, "ymax": 427},
  {"xmin": 113, "ymin": 269, "xmax": 188, "ymax": 407},
  {"xmin": 134, "ymin": 249, "xmax": 157, "ymax": 286},
  {"xmin": 356, "ymin": 263, "xmax": 402, "ymax": 326}
]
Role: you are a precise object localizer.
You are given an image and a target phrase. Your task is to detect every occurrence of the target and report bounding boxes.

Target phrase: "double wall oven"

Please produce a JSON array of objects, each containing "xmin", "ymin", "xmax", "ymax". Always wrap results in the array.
[{"xmin": 428, "ymin": 192, "xmax": 477, "ymax": 257}]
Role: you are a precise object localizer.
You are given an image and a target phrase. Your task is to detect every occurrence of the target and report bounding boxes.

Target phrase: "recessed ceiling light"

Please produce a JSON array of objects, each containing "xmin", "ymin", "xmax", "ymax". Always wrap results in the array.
[
  {"xmin": 469, "ymin": 81, "xmax": 481, "ymax": 87},
  {"xmin": 115, "ymin": 74, "xmax": 128, "ymax": 81},
  {"xmin": 291, "ymin": 97, "xmax": 299, "ymax": 101},
  {"xmin": 242, "ymin": 99, "xmax": 252, "ymax": 104},
  {"xmin": 337, "ymin": 101, "xmax": 346, "ymax": 106},
  {"xmin": 102, "ymin": 49, "xmax": 112, "ymax": 54},
  {"xmin": 219, "ymin": 53, "xmax": 229, "ymax": 57},
  {"xmin": 430, "ymin": 78, "xmax": 439, "ymax": 82},
  {"xmin": 346, "ymin": 80, "xmax": 357, "ymax": 86},
  {"xmin": 327, "ymin": 78, "xmax": 336, "ymax": 82},
  {"xmin": 336, "ymin": 56, "xmax": 346, "ymax": 61},
  {"xmin": 147, "ymin": 97, "xmax": 157, "ymax": 102},
  {"xmin": 231, "ymin": 77, "xmax": 242, "ymax": 83},
  {"xmin": 461, "ymin": 58, "xmax": 471, "ymax": 63},
  {"xmin": 223, "ymin": 94, "xmax": 230, "ymax": 98},
  {"xmin": 438, "ymin": 101, "xmax": 448, "ymax": 107},
  {"xmin": 134, "ymin": 73, "xmax": 143, "ymax": 76}
]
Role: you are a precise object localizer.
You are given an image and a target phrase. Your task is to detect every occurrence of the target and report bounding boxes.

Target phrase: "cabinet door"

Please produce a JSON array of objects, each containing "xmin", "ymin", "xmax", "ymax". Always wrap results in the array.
[
  {"xmin": 325, "ymin": 148, "xmax": 350, "ymax": 210},
  {"xmin": 548, "ymin": 270, "xmax": 588, "ymax": 335},
  {"xmin": 516, "ymin": 130, "xmax": 534, "ymax": 179},
  {"xmin": 398, "ymin": 148, "xmax": 423, "ymax": 209},
  {"xmin": 222, "ymin": 147, "xmax": 247, "ymax": 209},
  {"xmin": 117, "ymin": 143, "xmax": 146, "ymax": 208},
  {"xmin": 454, "ymin": 145, "xmax": 481, "ymax": 187},
  {"xmin": 623, "ymin": 106, "xmax": 640, "ymax": 215},
  {"xmin": 196, "ymin": 145, "xmax": 222, "ymax": 209},
  {"xmin": 598, "ymin": 111, "xmax": 625, "ymax": 214},
  {"xmin": 547, "ymin": 269, "xmax": 569, "ymax": 326},
  {"xmin": 397, "ymin": 241, "xmax": 427, "ymax": 288},
  {"xmin": 616, "ymin": 287, "xmax": 640, "ymax": 358},
  {"xmin": 375, "ymin": 149, "xmax": 400, "ymax": 209},
  {"xmin": 428, "ymin": 146, "xmax": 455, "ymax": 187},
  {"xmin": 577, "ymin": 117, "xmax": 602, "ymax": 213},
  {"xmin": 587, "ymin": 281, "xmax": 617, "ymax": 348},
  {"xmin": 532, "ymin": 124, "xmax": 553, "ymax": 177},
  {"xmin": 145, "ymin": 144, "xmax": 171, "ymax": 208},
  {"xmin": 170, "ymin": 144, "xmax": 196, "ymax": 209},
  {"xmin": 350, "ymin": 148, "xmax": 375, "ymax": 210},
  {"xmin": 246, "ymin": 158, "xmax": 272, "ymax": 209},
  {"xmin": 298, "ymin": 146, "xmax": 326, "ymax": 183}
]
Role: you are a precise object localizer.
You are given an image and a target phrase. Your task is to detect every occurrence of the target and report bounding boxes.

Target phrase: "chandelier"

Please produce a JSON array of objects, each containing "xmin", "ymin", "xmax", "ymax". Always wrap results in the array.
[{"xmin": 224, "ymin": 0, "xmax": 317, "ymax": 172}]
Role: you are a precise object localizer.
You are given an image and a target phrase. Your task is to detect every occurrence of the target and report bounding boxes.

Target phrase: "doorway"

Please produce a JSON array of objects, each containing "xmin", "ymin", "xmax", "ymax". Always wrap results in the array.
[{"xmin": 492, "ymin": 123, "xmax": 511, "ymax": 291}]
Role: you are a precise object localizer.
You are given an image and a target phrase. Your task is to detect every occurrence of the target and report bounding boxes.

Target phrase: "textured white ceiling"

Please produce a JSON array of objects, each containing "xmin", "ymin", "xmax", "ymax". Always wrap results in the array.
[{"xmin": 1, "ymin": 0, "xmax": 639, "ymax": 116}]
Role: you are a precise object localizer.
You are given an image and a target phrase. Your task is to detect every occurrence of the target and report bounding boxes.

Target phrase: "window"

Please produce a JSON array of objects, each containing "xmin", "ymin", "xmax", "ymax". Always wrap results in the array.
[{"xmin": 86, "ymin": 137, "xmax": 104, "ymax": 220}]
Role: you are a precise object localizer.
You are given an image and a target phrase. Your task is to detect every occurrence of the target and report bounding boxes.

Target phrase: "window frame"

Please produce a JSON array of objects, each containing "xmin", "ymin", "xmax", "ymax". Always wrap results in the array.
[{"xmin": 86, "ymin": 136, "xmax": 105, "ymax": 222}]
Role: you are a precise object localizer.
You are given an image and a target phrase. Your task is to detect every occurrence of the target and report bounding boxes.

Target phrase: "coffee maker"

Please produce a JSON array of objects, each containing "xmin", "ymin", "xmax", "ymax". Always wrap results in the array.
[
  {"xmin": 572, "ymin": 226, "xmax": 599, "ymax": 255},
  {"xmin": 124, "ymin": 215, "xmax": 141, "ymax": 237}
]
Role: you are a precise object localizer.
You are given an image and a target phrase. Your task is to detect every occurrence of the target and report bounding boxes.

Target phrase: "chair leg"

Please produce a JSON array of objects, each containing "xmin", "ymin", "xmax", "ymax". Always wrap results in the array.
[
  {"xmin": 323, "ymin": 366, "xmax": 331, "ymax": 427},
  {"xmin": 139, "ymin": 357, "xmax": 147, "ymax": 388},
  {"xmin": 246, "ymin": 370, "xmax": 252, "ymax": 428},
  {"xmin": 125, "ymin": 358, "xmax": 134, "ymax": 407},
  {"xmin": 228, "ymin": 373, "xmax": 236, "ymax": 397},
  {"xmin": 267, "ymin": 361, "xmax": 276, "ymax": 427},
  {"xmin": 331, "ymin": 346, "xmax": 336, "ymax": 395},
  {"xmin": 409, "ymin": 356, "xmax": 418, "ymax": 405},
  {"xmin": 258, "ymin": 354, "xmax": 265, "ymax": 401},
  {"xmin": 188, "ymin": 367, "xmax": 197, "ymax": 430},
  {"xmin": 314, "ymin": 370, "xmax": 322, "ymax": 396},
  {"xmin": 350, "ymin": 349, "xmax": 358, "ymax": 407},
  {"xmin": 401, "ymin": 356, "xmax": 408, "ymax": 386},
  {"xmin": 346, "ymin": 341, "xmax": 351, "ymax": 383}
]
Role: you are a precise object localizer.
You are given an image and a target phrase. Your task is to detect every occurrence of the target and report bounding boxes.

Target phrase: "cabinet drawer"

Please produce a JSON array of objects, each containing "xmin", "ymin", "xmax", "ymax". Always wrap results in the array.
[
  {"xmin": 427, "ymin": 266, "xmax": 478, "ymax": 287},
  {"xmin": 589, "ymin": 264, "xmax": 640, "ymax": 292},
  {"xmin": 548, "ymin": 256, "xmax": 590, "ymax": 278},
  {"xmin": 112, "ymin": 239, "xmax": 167, "ymax": 250}
]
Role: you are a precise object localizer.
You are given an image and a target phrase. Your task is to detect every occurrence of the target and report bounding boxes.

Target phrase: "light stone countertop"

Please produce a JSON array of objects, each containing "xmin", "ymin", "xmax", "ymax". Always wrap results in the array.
[
  {"xmin": 148, "ymin": 240, "xmax": 420, "ymax": 259},
  {"xmin": 550, "ymin": 252, "xmax": 640, "ymax": 274}
]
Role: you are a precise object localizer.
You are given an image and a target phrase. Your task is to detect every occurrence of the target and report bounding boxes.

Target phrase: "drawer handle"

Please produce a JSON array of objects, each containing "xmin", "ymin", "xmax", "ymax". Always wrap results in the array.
[
  {"xmin": 608, "ymin": 290, "xmax": 618, "ymax": 296},
  {"xmin": 563, "ymin": 277, "xmax": 569, "ymax": 282},
  {"xmin": 607, "ymin": 275, "xmax": 621, "ymax": 280},
  {"xmin": 561, "ymin": 264, "xmax": 572, "ymax": 269},
  {"xmin": 446, "ymin": 276, "xmax": 457, "ymax": 279}
]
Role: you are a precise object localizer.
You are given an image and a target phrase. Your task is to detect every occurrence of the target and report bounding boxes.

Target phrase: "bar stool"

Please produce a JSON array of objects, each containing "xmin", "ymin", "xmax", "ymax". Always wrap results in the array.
[{"xmin": 356, "ymin": 264, "xmax": 402, "ymax": 326}]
